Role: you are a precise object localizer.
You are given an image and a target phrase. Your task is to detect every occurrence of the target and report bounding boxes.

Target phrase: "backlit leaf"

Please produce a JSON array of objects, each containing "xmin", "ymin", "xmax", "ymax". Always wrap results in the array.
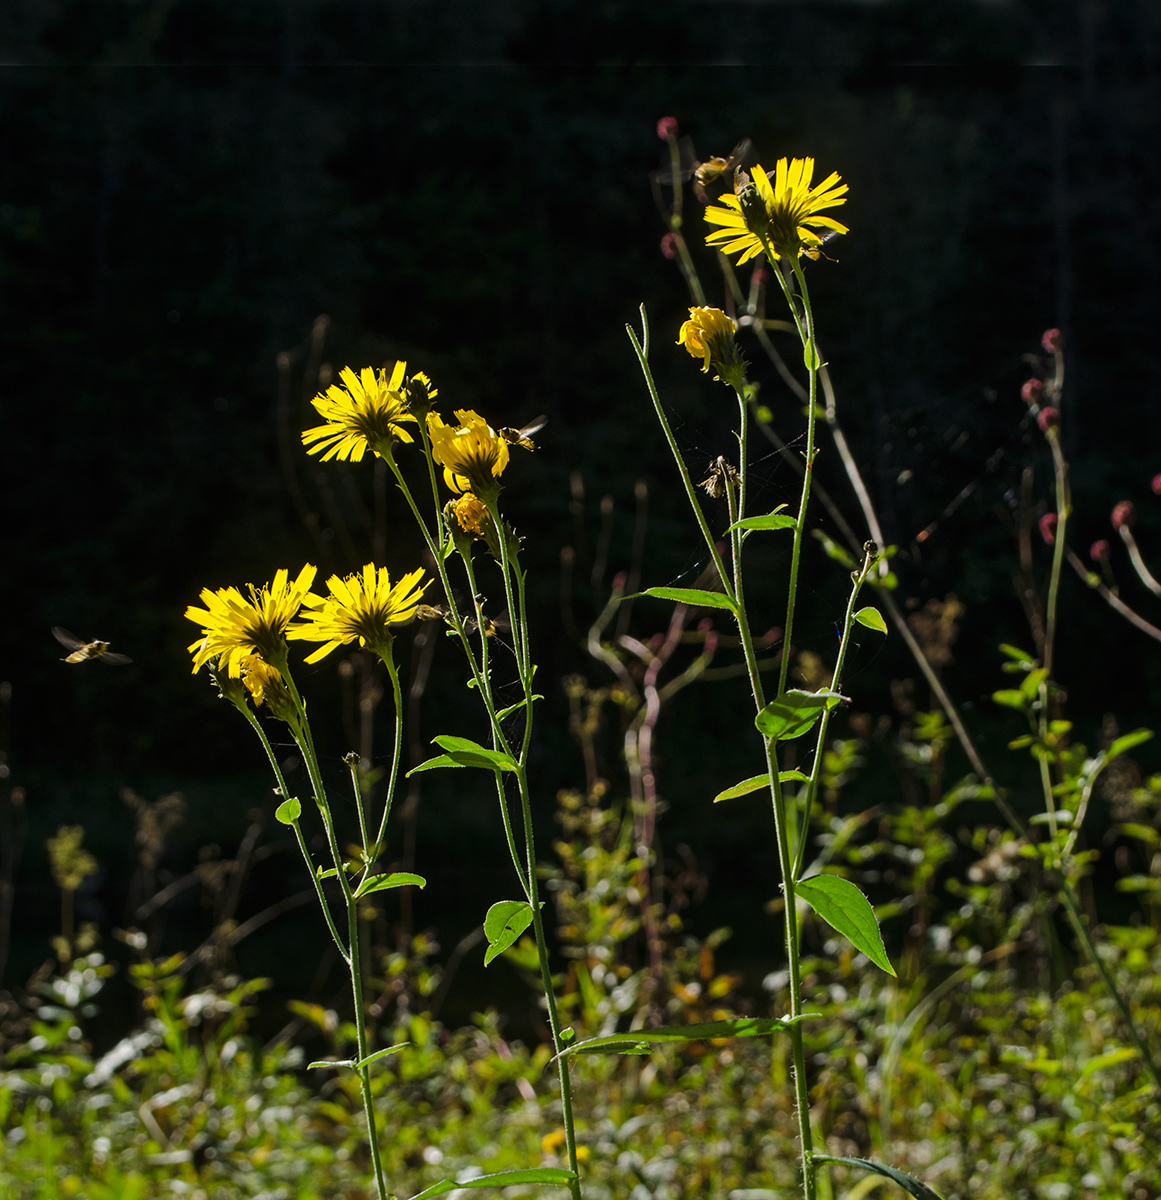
[{"xmin": 795, "ymin": 874, "xmax": 895, "ymax": 976}]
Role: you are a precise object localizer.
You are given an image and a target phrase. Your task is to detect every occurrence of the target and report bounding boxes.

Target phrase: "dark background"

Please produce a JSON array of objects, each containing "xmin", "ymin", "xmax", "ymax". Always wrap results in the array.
[{"xmin": 2, "ymin": 0, "xmax": 1160, "ymax": 1036}]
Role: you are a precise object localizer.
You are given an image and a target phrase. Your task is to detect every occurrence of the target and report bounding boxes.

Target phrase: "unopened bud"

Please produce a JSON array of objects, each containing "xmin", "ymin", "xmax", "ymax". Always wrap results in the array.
[
  {"xmin": 1038, "ymin": 513, "xmax": 1057, "ymax": 545},
  {"xmin": 1021, "ymin": 378, "xmax": 1044, "ymax": 405},
  {"xmin": 656, "ymin": 116, "xmax": 679, "ymax": 142},
  {"xmin": 1037, "ymin": 406, "xmax": 1060, "ymax": 432},
  {"xmin": 1041, "ymin": 328, "xmax": 1063, "ymax": 353},
  {"xmin": 1151, "ymin": 473, "xmax": 1161, "ymax": 496},
  {"xmin": 1090, "ymin": 539, "xmax": 1110, "ymax": 563},
  {"xmin": 1112, "ymin": 500, "xmax": 1136, "ymax": 530},
  {"xmin": 612, "ymin": 571, "xmax": 628, "ymax": 592},
  {"xmin": 660, "ymin": 232, "xmax": 678, "ymax": 260}
]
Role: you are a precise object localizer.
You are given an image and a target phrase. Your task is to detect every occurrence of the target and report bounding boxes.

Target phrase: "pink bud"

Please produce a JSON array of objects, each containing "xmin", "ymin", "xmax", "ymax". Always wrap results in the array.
[
  {"xmin": 762, "ymin": 627, "xmax": 782, "ymax": 645},
  {"xmin": 1021, "ymin": 378, "xmax": 1044, "ymax": 405},
  {"xmin": 1041, "ymin": 328, "xmax": 1063, "ymax": 353},
  {"xmin": 656, "ymin": 116, "xmax": 679, "ymax": 142},
  {"xmin": 613, "ymin": 571, "xmax": 628, "ymax": 591},
  {"xmin": 697, "ymin": 617, "xmax": 713, "ymax": 632},
  {"xmin": 660, "ymin": 232, "xmax": 678, "ymax": 260},
  {"xmin": 1038, "ymin": 513, "xmax": 1057, "ymax": 545},
  {"xmin": 1151, "ymin": 474, "xmax": 1161, "ymax": 496},
  {"xmin": 1037, "ymin": 406, "xmax": 1060, "ymax": 432},
  {"xmin": 1112, "ymin": 500, "xmax": 1136, "ymax": 530},
  {"xmin": 1090, "ymin": 539, "xmax": 1110, "ymax": 562}
]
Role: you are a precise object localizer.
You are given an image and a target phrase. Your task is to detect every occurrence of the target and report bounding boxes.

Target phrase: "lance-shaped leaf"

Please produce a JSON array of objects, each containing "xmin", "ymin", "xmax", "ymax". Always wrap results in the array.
[
  {"xmin": 639, "ymin": 586, "xmax": 737, "ymax": 612},
  {"xmin": 354, "ymin": 871, "xmax": 426, "ymax": 900},
  {"xmin": 795, "ymin": 874, "xmax": 895, "ymax": 976},
  {"xmin": 755, "ymin": 689, "xmax": 847, "ymax": 741},
  {"xmin": 1107, "ymin": 728, "xmax": 1153, "ymax": 760},
  {"xmin": 408, "ymin": 1168, "xmax": 578, "ymax": 1200},
  {"xmin": 354, "ymin": 1042, "xmax": 409, "ymax": 1071},
  {"xmin": 495, "ymin": 694, "xmax": 544, "ymax": 722},
  {"xmin": 853, "ymin": 606, "xmax": 887, "ymax": 634},
  {"xmin": 726, "ymin": 508, "xmax": 797, "ymax": 534},
  {"xmin": 483, "ymin": 900, "xmax": 538, "ymax": 966},
  {"xmin": 557, "ymin": 1015, "xmax": 806, "ymax": 1058},
  {"xmin": 274, "ymin": 797, "xmax": 302, "ymax": 825},
  {"xmin": 812, "ymin": 1156, "xmax": 945, "ymax": 1200},
  {"xmin": 409, "ymin": 734, "xmax": 517, "ymax": 775},
  {"xmin": 714, "ymin": 770, "xmax": 809, "ymax": 803}
]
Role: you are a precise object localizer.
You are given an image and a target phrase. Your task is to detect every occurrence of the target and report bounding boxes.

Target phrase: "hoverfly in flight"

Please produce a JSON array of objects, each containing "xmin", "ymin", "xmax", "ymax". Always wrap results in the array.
[
  {"xmin": 653, "ymin": 137, "xmax": 755, "ymax": 205},
  {"xmin": 498, "ymin": 415, "xmax": 547, "ymax": 452},
  {"xmin": 52, "ymin": 627, "xmax": 133, "ymax": 666}
]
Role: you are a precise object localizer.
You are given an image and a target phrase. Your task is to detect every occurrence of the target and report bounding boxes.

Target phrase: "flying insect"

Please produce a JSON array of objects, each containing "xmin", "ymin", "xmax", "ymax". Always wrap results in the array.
[{"xmin": 52, "ymin": 627, "xmax": 133, "ymax": 666}]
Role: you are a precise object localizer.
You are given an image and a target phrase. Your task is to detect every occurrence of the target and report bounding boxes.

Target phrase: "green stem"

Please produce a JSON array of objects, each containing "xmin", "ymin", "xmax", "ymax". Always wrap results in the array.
[{"xmin": 367, "ymin": 653, "xmax": 406, "ymax": 862}]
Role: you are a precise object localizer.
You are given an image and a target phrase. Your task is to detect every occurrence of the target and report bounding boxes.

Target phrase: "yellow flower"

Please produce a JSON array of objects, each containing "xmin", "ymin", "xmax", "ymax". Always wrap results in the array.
[
  {"xmin": 426, "ymin": 409, "xmax": 509, "ymax": 499},
  {"xmin": 451, "ymin": 493, "xmax": 490, "ymax": 536},
  {"xmin": 704, "ymin": 158, "xmax": 848, "ymax": 263},
  {"xmin": 238, "ymin": 653, "xmax": 297, "ymax": 722},
  {"xmin": 677, "ymin": 307, "xmax": 748, "ymax": 389},
  {"xmin": 185, "ymin": 565, "xmax": 317, "ymax": 677},
  {"xmin": 287, "ymin": 562, "xmax": 428, "ymax": 664},
  {"xmin": 302, "ymin": 362, "xmax": 418, "ymax": 462}
]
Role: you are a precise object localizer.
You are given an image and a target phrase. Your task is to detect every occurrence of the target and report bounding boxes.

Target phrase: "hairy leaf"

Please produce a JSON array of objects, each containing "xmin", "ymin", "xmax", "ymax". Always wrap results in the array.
[{"xmin": 795, "ymin": 874, "xmax": 895, "ymax": 976}]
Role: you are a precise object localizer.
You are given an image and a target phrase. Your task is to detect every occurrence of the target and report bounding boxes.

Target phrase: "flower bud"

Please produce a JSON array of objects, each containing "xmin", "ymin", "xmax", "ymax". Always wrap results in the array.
[
  {"xmin": 1037, "ymin": 406, "xmax": 1060, "ymax": 432},
  {"xmin": 656, "ymin": 116, "xmax": 679, "ymax": 142},
  {"xmin": 660, "ymin": 232, "xmax": 678, "ymax": 260},
  {"xmin": 1021, "ymin": 378, "xmax": 1044, "ymax": 405},
  {"xmin": 1038, "ymin": 513, "xmax": 1057, "ymax": 545},
  {"xmin": 1041, "ymin": 328, "xmax": 1063, "ymax": 353},
  {"xmin": 1151, "ymin": 474, "xmax": 1161, "ymax": 496},
  {"xmin": 1090, "ymin": 539, "xmax": 1110, "ymax": 562},
  {"xmin": 1112, "ymin": 501, "xmax": 1136, "ymax": 530}
]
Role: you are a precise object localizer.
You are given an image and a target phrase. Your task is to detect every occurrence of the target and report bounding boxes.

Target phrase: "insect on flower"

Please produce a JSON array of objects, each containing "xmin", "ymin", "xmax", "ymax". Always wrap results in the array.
[{"xmin": 52, "ymin": 626, "xmax": 133, "ymax": 666}]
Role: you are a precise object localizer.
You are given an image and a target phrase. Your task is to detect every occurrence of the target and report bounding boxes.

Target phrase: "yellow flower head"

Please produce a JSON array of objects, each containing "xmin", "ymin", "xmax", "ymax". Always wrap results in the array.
[
  {"xmin": 450, "ymin": 493, "xmax": 490, "ymax": 537},
  {"xmin": 677, "ymin": 307, "xmax": 748, "ymax": 389},
  {"xmin": 287, "ymin": 562, "xmax": 428, "ymax": 664},
  {"xmin": 426, "ymin": 409, "xmax": 510, "ymax": 499},
  {"xmin": 402, "ymin": 371, "xmax": 439, "ymax": 418},
  {"xmin": 705, "ymin": 158, "xmax": 848, "ymax": 264},
  {"xmin": 238, "ymin": 653, "xmax": 297, "ymax": 722},
  {"xmin": 302, "ymin": 362, "xmax": 418, "ymax": 462},
  {"xmin": 186, "ymin": 565, "xmax": 318, "ymax": 677}
]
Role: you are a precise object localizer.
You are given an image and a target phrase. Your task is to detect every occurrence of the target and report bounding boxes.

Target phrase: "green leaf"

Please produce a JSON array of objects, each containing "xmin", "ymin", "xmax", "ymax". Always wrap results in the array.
[
  {"xmin": 726, "ymin": 510, "xmax": 797, "ymax": 534},
  {"xmin": 812, "ymin": 1156, "xmax": 944, "ymax": 1200},
  {"xmin": 353, "ymin": 1042, "xmax": 409, "ymax": 1071},
  {"xmin": 410, "ymin": 734, "xmax": 517, "ymax": 773},
  {"xmin": 755, "ymin": 689, "xmax": 847, "ymax": 741},
  {"xmin": 558, "ymin": 1016, "xmax": 799, "ymax": 1058},
  {"xmin": 795, "ymin": 874, "xmax": 895, "ymax": 976},
  {"xmin": 1078, "ymin": 1047, "xmax": 1138, "ymax": 1079},
  {"xmin": 804, "ymin": 338, "xmax": 821, "ymax": 371},
  {"xmin": 483, "ymin": 900, "xmax": 537, "ymax": 966},
  {"xmin": 1020, "ymin": 667, "xmax": 1048, "ymax": 700},
  {"xmin": 999, "ymin": 643, "xmax": 1036, "ymax": 665},
  {"xmin": 408, "ymin": 1168, "xmax": 578, "ymax": 1200},
  {"xmin": 274, "ymin": 797, "xmax": 302, "ymax": 825},
  {"xmin": 812, "ymin": 530, "xmax": 857, "ymax": 569},
  {"xmin": 640, "ymin": 586, "xmax": 736, "ymax": 612},
  {"xmin": 853, "ymin": 606, "xmax": 887, "ymax": 634},
  {"xmin": 495, "ymin": 695, "xmax": 544, "ymax": 722},
  {"xmin": 714, "ymin": 771, "xmax": 809, "ymax": 802},
  {"xmin": 991, "ymin": 689, "xmax": 1026, "ymax": 711},
  {"xmin": 1107, "ymin": 729, "xmax": 1153, "ymax": 760},
  {"xmin": 354, "ymin": 872, "xmax": 427, "ymax": 899}
]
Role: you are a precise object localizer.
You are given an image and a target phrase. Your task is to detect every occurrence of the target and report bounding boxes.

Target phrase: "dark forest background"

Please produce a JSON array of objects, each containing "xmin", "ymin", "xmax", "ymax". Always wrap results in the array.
[{"xmin": 2, "ymin": 0, "xmax": 1160, "ymax": 1038}]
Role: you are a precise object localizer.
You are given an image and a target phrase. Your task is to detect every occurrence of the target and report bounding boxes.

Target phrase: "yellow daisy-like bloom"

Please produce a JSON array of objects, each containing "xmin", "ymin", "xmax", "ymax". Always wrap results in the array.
[
  {"xmin": 238, "ymin": 653, "xmax": 298, "ymax": 723},
  {"xmin": 302, "ymin": 362, "xmax": 418, "ymax": 462},
  {"xmin": 705, "ymin": 158, "xmax": 848, "ymax": 264},
  {"xmin": 186, "ymin": 565, "xmax": 318, "ymax": 677},
  {"xmin": 287, "ymin": 562, "xmax": 428, "ymax": 664},
  {"xmin": 426, "ymin": 409, "xmax": 509, "ymax": 499},
  {"xmin": 451, "ymin": 493, "xmax": 490, "ymax": 537},
  {"xmin": 677, "ymin": 307, "xmax": 748, "ymax": 389}
]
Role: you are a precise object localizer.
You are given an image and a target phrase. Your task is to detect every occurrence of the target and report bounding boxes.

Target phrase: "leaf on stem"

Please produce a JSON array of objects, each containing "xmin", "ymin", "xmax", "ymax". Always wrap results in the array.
[
  {"xmin": 353, "ymin": 1042, "xmax": 409, "ymax": 1070},
  {"xmin": 803, "ymin": 338, "xmax": 821, "ymax": 371},
  {"xmin": 409, "ymin": 734, "xmax": 517, "ymax": 775},
  {"xmin": 853, "ymin": 606, "xmax": 887, "ymax": 634},
  {"xmin": 755, "ymin": 689, "xmax": 847, "ymax": 741},
  {"xmin": 714, "ymin": 770, "xmax": 809, "ymax": 802},
  {"xmin": 1107, "ymin": 729, "xmax": 1153, "ymax": 760},
  {"xmin": 639, "ymin": 586, "xmax": 736, "ymax": 613},
  {"xmin": 726, "ymin": 511, "xmax": 798, "ymax": 534},
  {"xmin": 408, "ymin": 1168, "xmax": 578, "ymax": 1200},
  {"xmin": 483, "ymin": 900, "xmax": 539, "ymax": 966},
  {"xmin": 274, "ymin": 797, "xmax": 302, "ymax": 825},
  {"xmin": 812, "ymin": 1156, "xmax": 945, "ymax": 1200},
  {"xmin": 353, "ymin": 872, "xmax": 427, "ymax": 899},
  {"xmin": 495, "ymin": 695, "xmax": 544, "ymax": 722},
  {"xmin": 556, "ymin": 1015, "xmax": 804, "ymax": 1058},
  {"xmin": 795, "ymin": 874, "xmax": 895, "ymax": 976}
]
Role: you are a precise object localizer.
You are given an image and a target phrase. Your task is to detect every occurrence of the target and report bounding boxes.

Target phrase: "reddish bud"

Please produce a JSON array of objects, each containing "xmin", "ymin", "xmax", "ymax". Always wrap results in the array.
[
  {"xmin": 697, "ymin": 617, "xmax": 714, "ymax": 633},
  {"xmin": 656, "ymin": 116, "xmax": 679, "ymax": 142},
  {"xmin": 1021, "ymin": 378, "xmax": 1044, "ymax": 405},
  {"xmin": 762, "ymin": 627, "xmax": 783, "ymax": 645},
  {"xmin": 660, "ymin": 232, "xmax": 678, "ymax": 260},
  {"xmin": 1090, "ymin": 539, "xmax": 1110, "ymax": 563},
  {"xmin": 1038, "ymin": 512, "xmax": 1057, "ymax": 545},
  {"xmin": 612, "ymin": 571, "xmax": 628, "ymax": 591},
  {"xmin": 1037, "ymin": 406, "xmax": 1060, "ymax": 432},
  {"xmin": 1151, "ymin": 473, "xmax": 1161, "ymax": 496},
  {"xmin": 1041, "ymin": 328, "xmax": 1063, "ymax": 353},
  {"xmin": 1112, "ymin": 501, "xmax": 1136, "ymax": 530}
]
